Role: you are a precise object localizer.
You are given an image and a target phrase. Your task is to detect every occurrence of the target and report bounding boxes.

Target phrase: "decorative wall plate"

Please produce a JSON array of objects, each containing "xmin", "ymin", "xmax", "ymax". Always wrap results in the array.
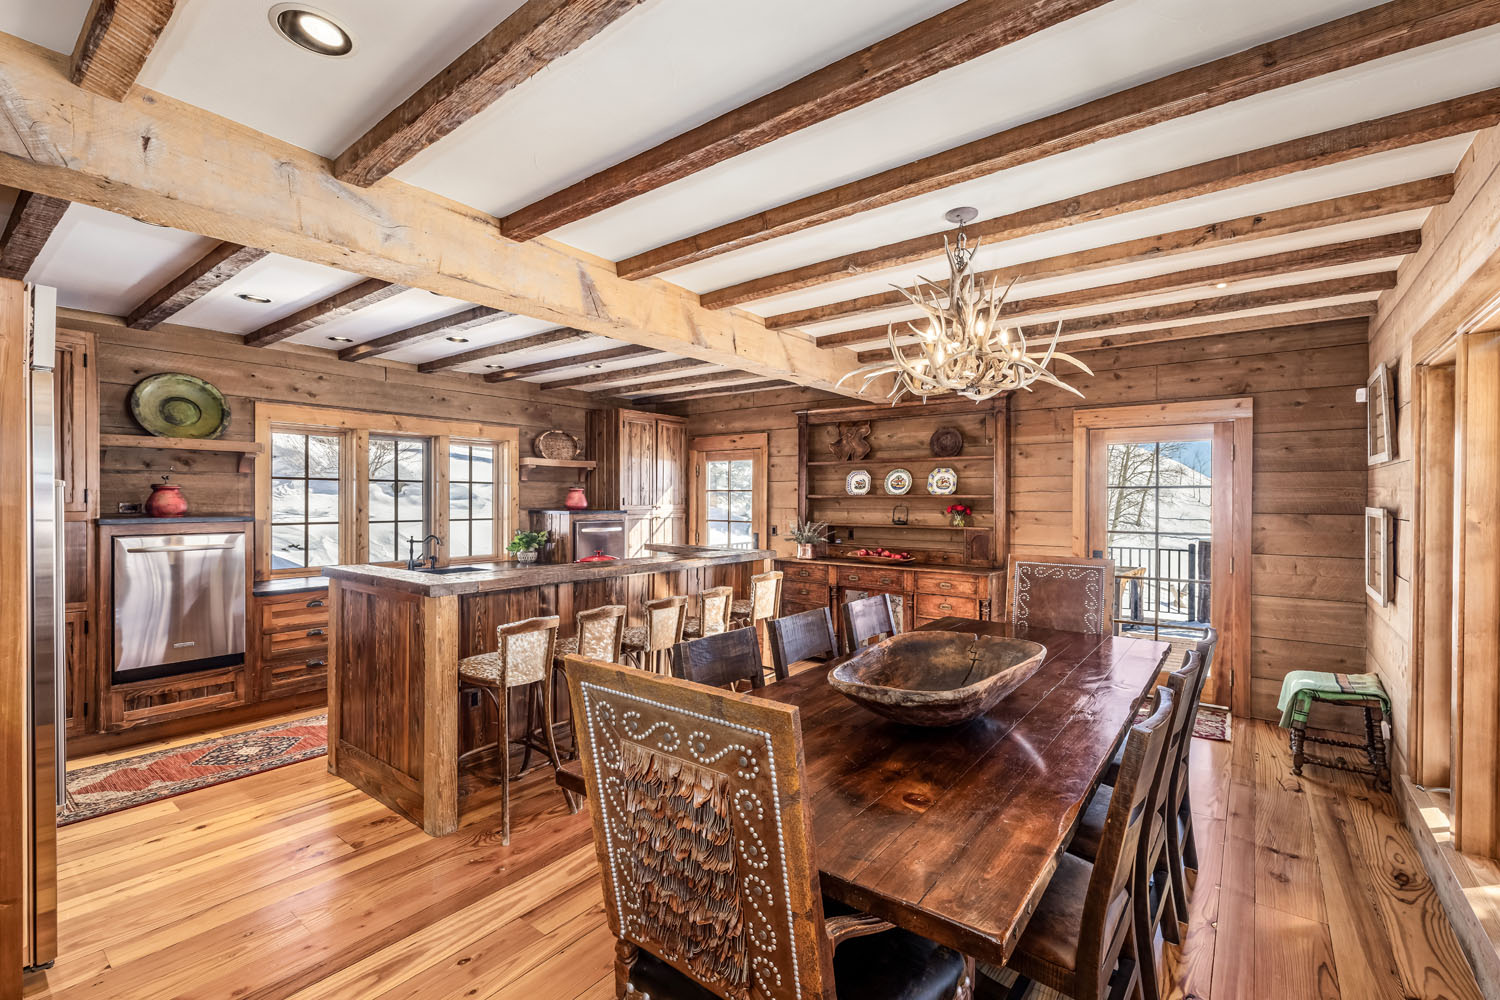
[
  {"xmin": 927, "ymin": 467, "xmax": 958, "ymax": 495},
  {"xmin": 929, "ymin": 426, "xmax": 964, "ymax": 457},
  {"xmin": 846, "ymin": 470, "xmax": 871, "ymax": 495},
  {"xmin": 130, "ymin": 373, "xmax": 229, "ymax": 439},
  {"xmin": 883, "ymin": 468, "xmax": 912, "ymax": 495}
]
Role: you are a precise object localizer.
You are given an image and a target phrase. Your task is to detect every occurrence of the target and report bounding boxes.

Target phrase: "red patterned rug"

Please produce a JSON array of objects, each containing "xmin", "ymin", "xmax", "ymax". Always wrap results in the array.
[
  {"xmin": 60, "ymin": 715, "xmax": 327, "ymax": 825},
  {"xmin": 1194, "ymin": 705, "xmax": 1231, "ymax": 742}
]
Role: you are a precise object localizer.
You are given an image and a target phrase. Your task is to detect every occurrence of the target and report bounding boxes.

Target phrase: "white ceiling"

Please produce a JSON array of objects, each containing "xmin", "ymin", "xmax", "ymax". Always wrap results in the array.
[{"xmin": 0, "ymin": 0, "xmax": 1495, "ymax": 391}]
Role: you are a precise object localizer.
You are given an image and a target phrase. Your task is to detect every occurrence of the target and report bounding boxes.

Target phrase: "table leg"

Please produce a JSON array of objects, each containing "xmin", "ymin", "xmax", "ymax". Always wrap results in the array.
[{"xmin": 1365, "ymin": 706, "xmax": 1392, "ymax": 792}]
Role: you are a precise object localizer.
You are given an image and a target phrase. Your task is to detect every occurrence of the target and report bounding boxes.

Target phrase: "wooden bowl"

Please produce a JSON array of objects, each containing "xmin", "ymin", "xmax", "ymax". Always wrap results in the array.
[{"xmin": 828, "ymin": 631, "xmax": 1046, "ymax": 727}]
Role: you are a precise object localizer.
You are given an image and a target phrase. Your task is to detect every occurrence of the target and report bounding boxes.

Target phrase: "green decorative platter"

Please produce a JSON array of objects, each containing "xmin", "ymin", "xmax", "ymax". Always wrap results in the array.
[{"xmin": 130, "ymin": 373, "xmax": 230, "ymax": 439}]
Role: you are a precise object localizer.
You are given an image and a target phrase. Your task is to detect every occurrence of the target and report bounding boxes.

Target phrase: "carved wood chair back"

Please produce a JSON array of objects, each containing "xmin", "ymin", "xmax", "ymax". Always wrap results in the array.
[
  {"xmin": 563, "ymin": 655, "xmax": 839, "ymax": 1000},
  {"xmin": 1006, "ymin": 554, "xmax": 1115, "ymax": 635},
  {"xmin": 840, "ymin": 593, "xmax": 899, "ymax": 654},
  {"xmin": 573, "ymin": 604, "xmax": 627, "ymax": 663},
  {"xmin": 1073, "ymin": 685, "xmax": 1174, "ymax": 994},
  {"xmin": 766, "ymin": 607, "xmax": 838, "ymax": 682},
  {"xmin": 670, "ymin": 627, "xmax": 766, "ymax": 690},
  {"xmin": 698, "ymin": 586, "xmax": 736, "ymax": 637}
]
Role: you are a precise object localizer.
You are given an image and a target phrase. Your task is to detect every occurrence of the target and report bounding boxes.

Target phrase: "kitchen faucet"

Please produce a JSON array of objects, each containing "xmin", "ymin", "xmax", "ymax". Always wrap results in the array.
[{"xmin": 405, "ymin": 534, "xmax": 443, "ymax": 571}]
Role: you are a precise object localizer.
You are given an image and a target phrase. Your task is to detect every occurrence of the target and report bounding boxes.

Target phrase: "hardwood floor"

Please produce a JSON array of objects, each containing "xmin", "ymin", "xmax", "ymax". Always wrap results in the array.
[{"xmin": 23, "ymin": 718, "xmax": 1481, "ymax": 1000}]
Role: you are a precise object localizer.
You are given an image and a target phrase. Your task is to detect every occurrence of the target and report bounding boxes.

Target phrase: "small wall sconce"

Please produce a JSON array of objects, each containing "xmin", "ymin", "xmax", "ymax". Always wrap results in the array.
[{"xmin": 892, "ymin": 504, "xmax": 909, "ymax": 526}]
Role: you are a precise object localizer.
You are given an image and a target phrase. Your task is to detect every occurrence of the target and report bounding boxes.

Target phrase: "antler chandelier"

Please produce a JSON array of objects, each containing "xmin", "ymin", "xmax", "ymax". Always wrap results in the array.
[{"xmin": 837, "ymin": 207, "xmax": 1092, "ymax": 403}]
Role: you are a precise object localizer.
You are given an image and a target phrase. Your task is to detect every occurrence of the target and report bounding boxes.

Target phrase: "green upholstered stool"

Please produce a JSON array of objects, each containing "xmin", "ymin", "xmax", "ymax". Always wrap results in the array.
[{"xmin": 1276, "ymin": 671, "xmax": 1391, "ymax": 791}]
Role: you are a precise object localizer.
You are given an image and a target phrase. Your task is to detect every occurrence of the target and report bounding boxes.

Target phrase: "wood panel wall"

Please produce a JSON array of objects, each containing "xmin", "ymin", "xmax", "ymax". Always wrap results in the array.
[
  {"xmin": 675, "ymin": 321, "xmax": 1372, "ymax": 723},
  {"xmin": 69, "ymin": 316, "xmax": 611, "ymax": 520}
]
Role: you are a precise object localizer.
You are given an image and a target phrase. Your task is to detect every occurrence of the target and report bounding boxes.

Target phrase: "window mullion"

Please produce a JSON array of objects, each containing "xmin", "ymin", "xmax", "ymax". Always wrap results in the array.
[{"xmin": 351, "ymin": 428, "xmax": 369, "ymax": 565}]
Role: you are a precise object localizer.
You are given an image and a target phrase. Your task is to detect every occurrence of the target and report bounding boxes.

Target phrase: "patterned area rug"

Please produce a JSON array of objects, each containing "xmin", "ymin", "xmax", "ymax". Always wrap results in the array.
[
  {"xmin": 60, "ymin": 715, "xmax": 327, "ymax": 825},
  {"xmin": 1194, "ymin": 705, "xmax": 1231, "ymax": 742}
]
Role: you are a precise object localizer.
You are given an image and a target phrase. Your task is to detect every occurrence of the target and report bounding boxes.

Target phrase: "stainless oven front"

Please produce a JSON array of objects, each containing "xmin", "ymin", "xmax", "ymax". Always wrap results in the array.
[{"xmin": 112, "ymin": 532, "xmax": 247, "ymax": 683}]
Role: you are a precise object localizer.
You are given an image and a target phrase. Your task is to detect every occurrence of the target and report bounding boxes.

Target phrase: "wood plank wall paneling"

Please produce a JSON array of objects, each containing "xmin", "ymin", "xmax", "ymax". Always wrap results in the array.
[
  {"xmin": 674, "ymin": 319, "xmax": 1371, "ymax": 724},
  {"xmin": 84, "ymin": 323, "xmax": 611, "ymax": 519}
]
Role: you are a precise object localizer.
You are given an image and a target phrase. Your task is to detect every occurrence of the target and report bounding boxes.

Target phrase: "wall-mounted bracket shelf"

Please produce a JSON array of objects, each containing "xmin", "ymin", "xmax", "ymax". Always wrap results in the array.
[
  {"xmin": 98, "ymin": 434, "xmax": 265, "ymax": 473},
  {"xmin": 519, "ymin": 457, "xmax": 597, "ymax": 483}
]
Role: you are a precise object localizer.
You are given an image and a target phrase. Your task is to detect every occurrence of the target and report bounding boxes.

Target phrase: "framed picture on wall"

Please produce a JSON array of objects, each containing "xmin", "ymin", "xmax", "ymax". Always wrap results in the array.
[
  {"xmin": 1367, "ymin": 363, "xmax": 1394, "ymax": 464},
  {"xmin": 1365, "ymin": 507, "xmax": 1394, "ymax": 606}
]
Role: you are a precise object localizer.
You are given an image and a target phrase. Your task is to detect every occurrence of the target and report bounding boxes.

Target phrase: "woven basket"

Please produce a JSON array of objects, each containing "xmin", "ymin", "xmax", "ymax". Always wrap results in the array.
[{"xmin": 534, "ymin": 429, "xmax": 580, "ymax": 460}]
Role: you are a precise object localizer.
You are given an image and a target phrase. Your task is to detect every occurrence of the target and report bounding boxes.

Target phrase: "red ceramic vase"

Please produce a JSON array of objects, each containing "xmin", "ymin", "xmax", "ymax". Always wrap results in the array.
[
  {"xmin": 564, "ymin": 486, "xmax": 588, "ymax": 510},
  {"xmin": 145, "ymin": 483, "xmax": 188, "ymax": 517}
]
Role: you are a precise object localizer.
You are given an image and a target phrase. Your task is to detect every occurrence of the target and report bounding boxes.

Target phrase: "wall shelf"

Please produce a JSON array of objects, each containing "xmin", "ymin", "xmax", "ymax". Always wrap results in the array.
[
  {"xmin": 806, "ymin": 493, "xmax": 992, "ymax": 500},
  {"xmin": 98, "ymin": 434, "xmax": 264, "ymax": 472},
  {"xmin": 806, "ymin": 454, "xmax": 995, "ymax": 467},
  {"xmin": 519, "ymin": 457, "xmax": 597, "ymax": 483}
]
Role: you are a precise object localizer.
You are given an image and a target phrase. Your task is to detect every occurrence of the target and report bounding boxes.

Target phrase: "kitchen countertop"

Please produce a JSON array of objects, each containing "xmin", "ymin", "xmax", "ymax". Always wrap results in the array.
[
  {"xmin": 252, "ymin": 576, "xmax": 330, "ymax": 597},
  {"xmin": 96, "ymin": 514, "xmax": 255, "ymax": 525},
  {"xmin": 323, "ymin": 544, "xmax": 774, "ymax": 597}
]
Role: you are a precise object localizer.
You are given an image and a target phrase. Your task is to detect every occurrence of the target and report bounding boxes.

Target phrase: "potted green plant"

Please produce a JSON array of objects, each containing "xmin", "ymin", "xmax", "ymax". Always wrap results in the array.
[
  {"xmin": 787, "ymin": 520, "xmax": 829, "ymax": 560},
  {"xmin": 507, "ymin": 529, "xmax": 550, "ymax": 565}
]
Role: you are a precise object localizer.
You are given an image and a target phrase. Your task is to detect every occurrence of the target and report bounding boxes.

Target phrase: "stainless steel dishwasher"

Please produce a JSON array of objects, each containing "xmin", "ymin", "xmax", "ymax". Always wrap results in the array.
[{"xmin": 112, "ymin": 531, "xmax": 247, "ymax": 683}]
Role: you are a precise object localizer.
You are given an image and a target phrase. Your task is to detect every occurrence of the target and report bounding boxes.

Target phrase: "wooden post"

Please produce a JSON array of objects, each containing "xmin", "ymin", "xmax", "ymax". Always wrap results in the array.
[
  {"xmin": 422, "ymin": 594, "xmax": 459, "ymax": 837},
  {"xmin": 0, "ymin": 279, "xmax": 28, "ymax": 999},
  {"xmin": 1453, "ymin": 330, "xmax": 1500, "ymax": 858}
]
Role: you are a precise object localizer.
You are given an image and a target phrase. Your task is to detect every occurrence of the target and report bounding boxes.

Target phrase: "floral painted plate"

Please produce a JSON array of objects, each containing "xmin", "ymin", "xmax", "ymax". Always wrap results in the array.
[
  {"xmin": 846, "ymin": 469, "xmax": 872, "ymax": 495},
  {"xmin": 927, "ymin": 467, "xmax": 958, "ymax": 495},
  {"xmin": 883, "ymin": 468, "xmax": 912, "ymax": 495}
]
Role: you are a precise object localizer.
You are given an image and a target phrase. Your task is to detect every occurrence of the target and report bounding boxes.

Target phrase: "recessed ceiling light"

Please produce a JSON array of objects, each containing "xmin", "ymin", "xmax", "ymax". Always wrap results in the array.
[
  {"xmin": 237, "ymin": 293, "xmax": 272, "ymax": 304},
  {"xmin": 269, "ymin": 4, "xmax": 354, "ymax": 57},
  {"xmin": 327, "ymin": 335, "xmax": 353, "ymax": 343},
  {"xmin": 587, "ymin": 364, "xmax": 605, "ymax": 369},
  {"xmin": 1215, "ymin": 282, "xmax": 1229, "ymax": 289},
  {"xmin": 446, "ymin": 336, "xmax": 470, "ymax": 343},
  {"xmin": 485, "ymin": 363, "xmax": 505, "ymax": 370}
]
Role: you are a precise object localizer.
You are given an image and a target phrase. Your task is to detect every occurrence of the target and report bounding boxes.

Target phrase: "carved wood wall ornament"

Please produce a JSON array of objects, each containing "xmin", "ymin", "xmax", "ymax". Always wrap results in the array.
[{"xmin": 829, "ymin": 421, "xmax": 872, "ymax": 461}]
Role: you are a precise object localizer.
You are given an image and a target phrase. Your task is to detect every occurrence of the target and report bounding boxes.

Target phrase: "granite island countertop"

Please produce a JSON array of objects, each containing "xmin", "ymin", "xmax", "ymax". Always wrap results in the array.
[{"xmin": 322, "ymin": 544, "xmax": 774, "ymax": 597}]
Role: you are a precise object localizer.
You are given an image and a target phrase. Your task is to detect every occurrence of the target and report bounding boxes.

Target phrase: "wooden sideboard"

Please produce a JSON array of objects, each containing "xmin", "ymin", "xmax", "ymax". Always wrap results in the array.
[{"xmin": 776, "ymin": 556, "xmax": 1006, "ymax": 641}]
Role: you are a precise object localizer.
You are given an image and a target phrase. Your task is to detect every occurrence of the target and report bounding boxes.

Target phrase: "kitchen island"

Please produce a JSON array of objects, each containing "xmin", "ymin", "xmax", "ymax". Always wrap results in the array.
[{"xmin": 322, "ymin": 543, "xmax": 773, "ymax": 835}]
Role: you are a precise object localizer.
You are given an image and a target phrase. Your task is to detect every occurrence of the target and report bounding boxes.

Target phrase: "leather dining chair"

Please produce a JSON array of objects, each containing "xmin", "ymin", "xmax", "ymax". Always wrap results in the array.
[
  {"xmin": 1006, "ymin": 554, "xmax": 1115, "ymax": 634},
  {"xmin": 985, "ymin": 687, "xmax": 1175, "ymax": 1000},
  {"xmin": 1066, "ymin": 653, "xmax": 1204, "ymax": 1000},
  {"xmin": 562, "ymin": 655, "xmax": 977, "ymax": 1000},
  {"xmin": 766, "ymin": 606, "xmax": 838, "ymax": 682},
  {"xmin": 841, "ymin": 593, "xmax": 900, "ymax": 654},
  {"xmin": 669, "ymin": 627, "xmax": 765, "ymax": 690}
]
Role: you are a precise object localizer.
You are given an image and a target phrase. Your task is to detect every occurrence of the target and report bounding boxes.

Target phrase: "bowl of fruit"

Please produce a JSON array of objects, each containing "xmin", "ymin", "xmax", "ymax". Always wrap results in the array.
[{"xmin": 846, "ymin": 547, "xmax": 916, "ymax": 563}]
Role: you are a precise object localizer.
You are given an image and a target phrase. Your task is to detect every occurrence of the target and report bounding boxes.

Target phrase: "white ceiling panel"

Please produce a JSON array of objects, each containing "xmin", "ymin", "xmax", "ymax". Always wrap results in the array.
[
  {"xmin": 382, "ymin": 316, "xmax": 582, "ymax": 365},
  {"xmin": 656, "ymin": 29, "xmax": 1500, "ymax": 294},
  {"xmin": 283, "ymin": 287, "xmax": 474, "ymax": 347},
  {"xmin": 27, "ymin": 204, "xmax": 218, "ymax": 316},
  {"xmin": 137, "ymin": 0, "xmax": 526, "ymax": 157},
  {"xmin": 0, "ymin": 0, "xmax": 90, "ymax": 52},
  {"xmin": 393, "ymin": 0, "xmax": 959, "ymax": 213},
  {"xmin": 171, "ymin": 254, "xmax": 365, "ymax": 333}
]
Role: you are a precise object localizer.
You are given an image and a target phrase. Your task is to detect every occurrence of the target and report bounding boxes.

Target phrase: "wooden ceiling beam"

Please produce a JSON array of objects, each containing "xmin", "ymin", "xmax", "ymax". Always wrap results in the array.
[
  {"xmin": 338, "ymin": 306, "xmax": 510, "ymax": 362},
  {"xmin": 482, "ymin": 344, "xmax": 655, "ymax": 382},
  {"xmin": 0, "ymin": 190, "xmax": 68, "ymax": 280},
  {"xmin": 853, "ymin": 272, "xmax": 1398, "ymax": 362},
  {"xmin": 702, "ymin": 88, "xmax": 1500, "ymax": 308},
  {"xmin": 69, "ymin": 0, "xmax": 176, "ymax": 101},
  {"xmin": 767, "ymin": 177, "xmax": 1449, "ymax": 330},
  {"xmin": 334, "ymin": 0, "xmax": 648, "ymax": 187},
  {"xmin": 1063, "ymin": 303, "xmax": 1376, "ymax": 353},
  {"xmin": 499, "ymin": 0, "xmax": 1109, "ymax": 239},
  {"xmin": 125, "ymin": 242, "xmax": 269, "ymax": 329},
  {"xmin": 244, "ymin": 279, "xmax": 408, "ymax": 347},
  {"xmin": 622, "ymin": 0, "xmax": 1500, "ymax": 280},
  {"xmin": 812, "ymin": 231, "xmax": 1419, "ymax": 348},
  {"xmin": 544, "ymin": 357, "xmax": 707, "ymax": 391},
  {"xmin": 639, "ymin": 380, "xmax": 790, "ymax": 403},
  {"xmin": 614, "ymin": 370, "xmax": 753, "ymax": 395},
  {"xmin": 415, "ymin": 327, "xmax": 592, "ymax": 373},
  {"xmin": 0, "ymin": 33, "xmax": 884, "ymax": 400}
]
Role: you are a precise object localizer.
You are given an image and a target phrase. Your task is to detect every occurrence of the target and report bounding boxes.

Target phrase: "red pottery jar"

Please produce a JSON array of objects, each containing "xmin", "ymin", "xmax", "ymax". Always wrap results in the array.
[
  {"xmin": 564, "ymin": 486, "xmax": 588, "ymax": 510},
  {"xmin": 145, "ymin": 479, "xmax": 187, "ymax": 517}
]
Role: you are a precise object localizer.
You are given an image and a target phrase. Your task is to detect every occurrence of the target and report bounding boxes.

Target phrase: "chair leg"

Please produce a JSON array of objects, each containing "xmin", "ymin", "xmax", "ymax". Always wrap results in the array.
[
  {"xmin": 1165, "ymin": 808, "xmax": 1190, "ymax": 924},
  {"xmin": 542, "ymin": 671, "xmax": 581, "ymax": 815},
  {"xmin": 1108, "ymin": 918, "xmax": 1144, "ymax": 1000},
  {"xmin": 1132, "ymin": 857, "xmax": 1161, "ymax": 1000},
  {"xmin": 1289, "ymin": 722, "xmax": 1307, "ymax": 777},
  {"xmin": 496, "ymin": 686, "xmax": 512, "ymax": 846},
  {"xmin": 1156, "ymin": 854, "xmax": 1181, "ymax": 946},
  {"xmin": 1179, "ymin": 794, "xmax": 1198, "ymax": 872},
  {"xmin": 1365, "ymin": 706, "xmax": 1392, "ymax": 792}
]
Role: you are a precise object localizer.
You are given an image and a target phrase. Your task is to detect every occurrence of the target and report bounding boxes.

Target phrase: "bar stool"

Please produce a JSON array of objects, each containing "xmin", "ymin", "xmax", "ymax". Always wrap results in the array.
[
  {"xmin": 457, "ymin": 615, "xmax": 575, "ymax": 845},
  {"xmin": 681, "ymin": 585, "xmax": 734, "ymax": 638},
  {"xmin": 730, "ymin": 570, "xmax": 783, "ymax": 629},
  {"xmin": 620, "ymin": 595, "xmax": 688, "ymax": 674},
  {"xmin": 552, "ymin": 604, "xmax": 627, "ymax": 760}
]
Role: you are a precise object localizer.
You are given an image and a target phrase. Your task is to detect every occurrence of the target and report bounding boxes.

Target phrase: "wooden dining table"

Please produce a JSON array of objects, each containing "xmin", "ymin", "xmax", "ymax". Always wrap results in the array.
[
  {"xmin": 756, "ymin": 617, "xmax": 1171, "ymax": 967},
  {"xmin": 557, "ymin": 616, "xmax": 1171, "ymax": 968}
]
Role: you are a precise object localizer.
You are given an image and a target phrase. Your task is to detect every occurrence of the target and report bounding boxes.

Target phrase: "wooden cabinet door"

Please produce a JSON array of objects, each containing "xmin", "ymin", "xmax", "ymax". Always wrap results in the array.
[
  {"xmin": 656, "ymin": 419, "xmax": 686, "ymax": 508},
  {"xmin": 64, "ymin": 609, "xmax": 91, "ymax": 736},
  {"xmin": 54, "ymin": 331, "xmax": 97, "ymax": 515},
  {"xmin": 620, "ymin": 413, "xmax": 657, "ymax": 507}
]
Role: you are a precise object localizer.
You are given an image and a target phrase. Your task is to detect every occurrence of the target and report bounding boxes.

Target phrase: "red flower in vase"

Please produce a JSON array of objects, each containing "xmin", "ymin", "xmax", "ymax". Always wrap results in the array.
[{"xmin": 944, "ymin": 503, "xmax": 972, "ymax": 516}]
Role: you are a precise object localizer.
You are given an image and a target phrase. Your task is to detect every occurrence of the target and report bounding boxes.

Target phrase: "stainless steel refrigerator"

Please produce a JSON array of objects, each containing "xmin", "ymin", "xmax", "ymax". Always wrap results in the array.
[{"xmin": 22, "ymin": 283, "xmax": 61, "ymax": 972}]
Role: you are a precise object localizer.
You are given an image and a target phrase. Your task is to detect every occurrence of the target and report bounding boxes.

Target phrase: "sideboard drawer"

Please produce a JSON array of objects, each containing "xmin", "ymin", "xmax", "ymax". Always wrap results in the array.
[
  {"xmin": 836, "ymin": 565, "xmax": 908, "ymax": 592},
  {"xmin": 914, "ymin": 572, "xmax": 984, "ymax": 598},
  {"xmin": 262, "ymin": 627, "xmax": 329, "ymax": 660},
  {"xmin": 914, "ymin": 593, "xmax": 979, "ymax": 620},
  {"xmin": 782, "ymin": 562, "xmax": 829, "ymax": 583},
  {"xmin": 261, "ymin": 654, "xmax": 328, "ymax": 697},
  {"xmin": 260, "ymin": 592, "xmax": 330, "ymax": 633},
  {"xmin": 784, "ymin": 582, "xmax": 831, "ymax": 607}
]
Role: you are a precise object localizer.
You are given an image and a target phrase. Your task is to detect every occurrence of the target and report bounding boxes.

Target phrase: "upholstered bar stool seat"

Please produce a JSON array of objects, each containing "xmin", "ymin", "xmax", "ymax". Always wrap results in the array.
[{"xmin": 458, "ymin": 650, "xmax": 546, "ymax": 687}]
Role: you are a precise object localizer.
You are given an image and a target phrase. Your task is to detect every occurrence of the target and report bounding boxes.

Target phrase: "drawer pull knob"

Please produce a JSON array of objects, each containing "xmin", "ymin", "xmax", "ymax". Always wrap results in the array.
[
  {"xmin": 306, "ymin": 598, "xmax": 325, "ymax": 608},
  {"xmin": 939, "ymin": 603, "xmax": 953, "ymax": 611},
  {"xmin": 306, "ymin": 628, "xmax": 326, "ymax": 637},
  {"xmin": 307, "ymin": 659, "xmax": 327, "ymax": 669},
  {"xmin": 847, "ymin": 574, "xmax": 860, "ymax": 582},
  {"xmin": 939, "ymin": 582, "xmax": 952, "ymax": 590}
]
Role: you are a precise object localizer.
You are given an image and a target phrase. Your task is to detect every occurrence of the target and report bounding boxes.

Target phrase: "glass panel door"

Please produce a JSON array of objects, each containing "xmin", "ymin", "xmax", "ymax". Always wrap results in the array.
[
  {"xmin": 704, "ymin": 456, "xmax": 756, "ymax": 549},
  {"xmin": 1104, "ymin": 438, "xmax": 1214, "ymax": 660}
]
